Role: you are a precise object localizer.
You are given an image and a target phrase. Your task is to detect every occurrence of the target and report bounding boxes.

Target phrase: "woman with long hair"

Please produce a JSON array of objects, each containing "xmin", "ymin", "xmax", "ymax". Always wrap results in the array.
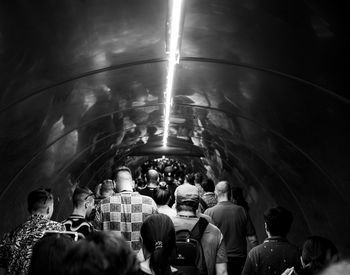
[{"xmin": 139, "ymin": 213, "xmax": 183, "ymax": 275}]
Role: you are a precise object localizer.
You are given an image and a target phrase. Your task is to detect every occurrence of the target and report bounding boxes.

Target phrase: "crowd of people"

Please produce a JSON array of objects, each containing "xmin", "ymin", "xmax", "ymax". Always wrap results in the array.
[{"xmin": 0, "ymin": 159, "xmax": 348, "ymax": 275}]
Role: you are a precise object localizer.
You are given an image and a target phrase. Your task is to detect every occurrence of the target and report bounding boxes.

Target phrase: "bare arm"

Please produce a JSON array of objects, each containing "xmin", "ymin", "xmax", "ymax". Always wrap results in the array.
[
  {"xmin": 215, "ymin": 262, "xmax": 228, "ymax": 275},
  {"xmin": 247, "ymin": 235, "xmax": 258, "ymax": 247}
]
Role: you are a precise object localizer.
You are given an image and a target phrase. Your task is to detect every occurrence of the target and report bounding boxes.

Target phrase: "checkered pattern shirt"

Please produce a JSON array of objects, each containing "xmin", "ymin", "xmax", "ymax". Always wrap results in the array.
[{"xmin": 94, "ymin": 191, "xmax": 158, "ymax": 251}]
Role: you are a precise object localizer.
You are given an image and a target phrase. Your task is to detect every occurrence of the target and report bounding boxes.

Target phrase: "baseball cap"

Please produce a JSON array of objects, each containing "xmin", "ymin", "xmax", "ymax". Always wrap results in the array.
[{"xmin": 175, "ymin": 183, "xmax": 199, "ymax": 204}]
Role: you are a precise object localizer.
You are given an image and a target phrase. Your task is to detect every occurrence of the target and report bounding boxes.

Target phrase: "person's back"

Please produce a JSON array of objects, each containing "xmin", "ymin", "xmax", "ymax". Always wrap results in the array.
[
  {"xmin": 138, "ymin": 169, "xmax": 159, "ymax": 200},
  {"xmin": 62, "ymin": 186, "xmax": 95, "ymax": 238},
  {"xmin": 205, "ymin": 181, "xmax": 257, "ymax": 275},
  {"xmin": 94, "ymin": 166, "xmax": 158, "ymax": 251},
  {"xmin": 242, "ymin": 206, "xmax": 300, "ymax": 275},
  {"xmin": 205, "ymin": 201, "xmax": 254, "ymax": 256},
  {"xmin": 171, "ymin": 215, "xmax": 227, "ymax": 275},
  {"xmin": 0, "ymin": 188, "xmax": 65, "ymax": 275},
  {"xmin": 171, "ymin": 183, "xmax": 227, "ymax": 275}
]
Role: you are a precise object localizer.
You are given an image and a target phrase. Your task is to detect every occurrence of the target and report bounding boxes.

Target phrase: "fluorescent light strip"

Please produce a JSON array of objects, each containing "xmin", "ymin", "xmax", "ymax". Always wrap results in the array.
[{"xmin": 163, "ymin": 0, "xmax": 183, "ymax": 147}]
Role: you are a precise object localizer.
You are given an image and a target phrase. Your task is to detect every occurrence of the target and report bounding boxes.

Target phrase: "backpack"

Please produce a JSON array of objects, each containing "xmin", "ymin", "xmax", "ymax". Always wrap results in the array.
[{"xmin": 170, "ymin": 217, "xmax": 209, "ymax": 275}]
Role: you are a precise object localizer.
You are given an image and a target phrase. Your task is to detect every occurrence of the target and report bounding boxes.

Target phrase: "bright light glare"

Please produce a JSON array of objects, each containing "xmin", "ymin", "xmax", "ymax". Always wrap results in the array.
[{"xmin": 163, "ymin": 0, "xmax": 183, "ymax": 147}]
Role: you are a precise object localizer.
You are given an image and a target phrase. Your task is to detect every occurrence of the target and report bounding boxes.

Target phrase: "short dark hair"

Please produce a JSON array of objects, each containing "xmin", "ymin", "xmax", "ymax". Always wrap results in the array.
[
  {"xmin": 72, "ymin": 187, "xmax": 94, "ymax": 208},
  {"xmin": 175, "ymin": 201, "xmax": 199, "ymax": 213},
  {"xmin": 113, "ymin": 166, "xmax": 132, "ymax": 179},
  {"xmin": 201, "ymin": 178, "xmax": 215, "ymax": 193},
  {"xmin": 63, "ymin": 231, "xmax": 139, "ymax": 275},
  {"xmin": 302, "ymin": 236, "xmax": 339, "ymax": 273},
  {"xmin": 185, "ymin": 173, "xmax": 195, "ymax": 185},
  {"xmin": 29, "ymin": 233, "xmax": 74, "ymax": 275},
  {"xmin": 153, "ymin": 182, "xmax": 171, "ymax": 205},
  {"xmin": 27, "ymin": 188, "xmax": 53, "ymax": 213},
  {"xmin": 264, "ymin": 206, "xmax": 293, "ymax": 237}
]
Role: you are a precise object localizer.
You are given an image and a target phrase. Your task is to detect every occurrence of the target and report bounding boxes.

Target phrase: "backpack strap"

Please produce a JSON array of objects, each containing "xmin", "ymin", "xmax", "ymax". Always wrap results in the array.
[
  {"xmin": 190, "ymin": 217, "xmax": 209, "ymax": 241},
  {"xmin": 199, "ymin": 197, "xmax": 208, "ymax": 211}
]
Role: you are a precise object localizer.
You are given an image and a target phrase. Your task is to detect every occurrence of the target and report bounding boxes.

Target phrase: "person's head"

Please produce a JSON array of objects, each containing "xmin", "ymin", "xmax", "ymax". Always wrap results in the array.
[
  {"xmin": 175, "ymin": 183, "xmax": 199, "ymax": 213},
  {"xmin": 27, "ymin": 188, "xmax": 54, "ymax": 218},
  {"xmin": 29, "ymin": 233, "xmax": 75, "ymax": 275},
  {"xmin": 63, "ymin": 231, "xmax": 139, "ymax": 275},
  {"xmin": 301, "ymin": 236, "xmax": 339, "ymax": 274},
  {"xmin": 319, "ymin": 260, "xmax": 350, "ymax": 275},
  {"xmin": 163, "ymin": 166, "xmax": 174, "ymax": 184},
  {"xmin": 194, "ymin": 172, "xmax": 203, "ymax": 184},
  {"xmin": 264, "ymin": 206, "xmax": 293, "ymax": 237},
  {"xmin": 114, "ymin": 166, "xmax": 134, "ymax": 192},
  {"xmin": 100, "ymin": 180, "xmax": 115, "ymax": 198},
  {"xmin": 201, "ymin": 178, "xmax": 215, "ymax": 193},
  {"xmin": 153, "ymin": 182, "xmax": 171, "ymax": 206},
  {"xmin": 72, "ymin": 186, "xmax": 95, "ymax": 218},
  {"xmin": 140, "ymin": 214, "xmax": 176, "ymax": 275},
  {"xmin": 184, "ymin": 173, "xmax": 195, "ymax": 185},
  {"xmin": 215, "ymin": 180, "xmax": 231, "ymax": 201},
  {"xmin": 146, "ymin": 169, "xmax": 159, "ymax": 187}
]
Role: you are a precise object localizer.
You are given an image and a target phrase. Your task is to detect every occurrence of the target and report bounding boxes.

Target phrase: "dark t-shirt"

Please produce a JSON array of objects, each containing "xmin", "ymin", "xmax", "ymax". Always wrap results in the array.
[
  {"xmin": 62, "ymin": 214, "xmax": 95, "ymax": 238},
  {"xmin": 138, "ymin": 186, "xmax": 157, "ymax": 200},
  {"xmin": 242, "ymin": 237, "xmax": 301, "ymax": 275},
  {"xmin": 204, "ymin": 201, "xmax": 255, "ymax": 258}
]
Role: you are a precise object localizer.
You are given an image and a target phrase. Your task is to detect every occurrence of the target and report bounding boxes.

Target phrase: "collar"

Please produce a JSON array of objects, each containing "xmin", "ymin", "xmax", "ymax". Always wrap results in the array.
[
  {"xmin": 120, "ymin": 190, "xmax": 133, "ymax": 193},
  {"xmin": 69, "ymin": 213, "xmax": 85, "ymax": 218},
  {"xmin": 264, "ymin": 236, "xmax": 288, "ymax": 243},
  {"xmin": 30, "ymin": 213, "xmax": 48, "ymax": 220},
  {"xmin": 177, "ymin": 211, "xmax": 197, "ymax": 218}
]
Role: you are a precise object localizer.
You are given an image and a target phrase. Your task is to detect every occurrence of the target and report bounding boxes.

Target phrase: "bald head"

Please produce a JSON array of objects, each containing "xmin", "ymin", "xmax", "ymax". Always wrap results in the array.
[
  {"xmin": 115, "ymin": 168, "xmax": 134, "ymax": 192},
  {"xmin": 215, "ymin": 181, "xmax": 231, "ymax": 201},
  {"xmin": 146, "ymin": 169, "xmax": 159, "ymax": 186}
]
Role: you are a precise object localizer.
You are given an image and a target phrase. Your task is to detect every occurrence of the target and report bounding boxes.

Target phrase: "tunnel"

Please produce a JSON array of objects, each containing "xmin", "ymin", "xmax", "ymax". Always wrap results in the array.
[{"xmin": 0, "ymin": 0, "xmax": 349, "ymax": 258}]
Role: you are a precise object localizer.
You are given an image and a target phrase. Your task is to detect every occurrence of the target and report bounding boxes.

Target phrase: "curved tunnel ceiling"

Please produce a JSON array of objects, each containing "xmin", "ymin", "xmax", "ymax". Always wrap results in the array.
[{"xmin": 0, "ymin": 0, "xmax": 349, "ymax": 255}]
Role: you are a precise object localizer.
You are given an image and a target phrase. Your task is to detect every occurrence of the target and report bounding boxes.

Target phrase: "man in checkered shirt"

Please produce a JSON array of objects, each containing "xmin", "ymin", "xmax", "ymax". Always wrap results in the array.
[{"xmin": 94, "ymin": 166, "xmax": 158, "ymax": 251}]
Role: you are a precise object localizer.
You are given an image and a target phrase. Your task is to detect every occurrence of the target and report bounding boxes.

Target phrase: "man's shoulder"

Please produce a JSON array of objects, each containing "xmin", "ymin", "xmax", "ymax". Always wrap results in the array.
[{"xmin": 45, "ymin": 220, "xmax": 65, "ymax": 230}]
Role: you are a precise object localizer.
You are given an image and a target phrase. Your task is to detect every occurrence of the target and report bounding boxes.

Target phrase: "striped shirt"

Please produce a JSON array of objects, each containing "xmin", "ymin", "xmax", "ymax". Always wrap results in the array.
[{"xmin": 94, "ymin": 191, "xmax": 158, "ymax": 251}]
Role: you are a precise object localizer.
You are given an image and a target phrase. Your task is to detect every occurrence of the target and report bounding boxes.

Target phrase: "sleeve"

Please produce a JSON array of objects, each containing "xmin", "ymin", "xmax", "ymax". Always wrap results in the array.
[
  {"xmin": 246, "ymin": 213, "xmax": 256, "ymax": 236},
  {"xmin": 241, "ymin": 250, "xmax": 255, "ymax": 275},
  {"xmin": 0, "ymin": 233, "xmax": 10, "ymax": 269},
  {"xmin": 151, "ymin": 199, "xmax": 159, "ymax": 214},
  {"xmin": 215, "ymin": 232, "xmax": 228, "ymax": 264},
  {"xmin": 93, "ymin": 204, "xmax": 103, "ymax": 230}
]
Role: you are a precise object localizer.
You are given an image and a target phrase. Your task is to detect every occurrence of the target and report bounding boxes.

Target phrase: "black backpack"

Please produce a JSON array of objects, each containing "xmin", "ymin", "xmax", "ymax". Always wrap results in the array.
[{"xmin": 171, "ymin": 217, "xmax": 209, "ymax": 275}]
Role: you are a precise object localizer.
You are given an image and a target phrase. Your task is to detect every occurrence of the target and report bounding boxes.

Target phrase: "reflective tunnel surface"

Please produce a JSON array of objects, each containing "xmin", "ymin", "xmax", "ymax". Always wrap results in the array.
[{"xmin": 0, "ymin": 0, "xmax": 349, "ymax": 255}]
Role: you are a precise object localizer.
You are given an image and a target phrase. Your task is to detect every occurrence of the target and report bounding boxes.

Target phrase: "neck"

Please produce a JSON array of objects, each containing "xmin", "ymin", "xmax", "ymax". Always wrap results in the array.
[
  {"xmin": 72, "ymin": 208, "xmax": 86, "ymax": 217},
  {"xmin": 217, "ymin": 196, "xmax": 229, "ymax": 203},
  {"xmin": 177, "ymin": 210, "xmax": 197, "ymax": 217},
  {"xmin": 31, "ymin": 211, "xmax": 49, "ymax": 219},
  {"xmin": 266, "ymin": 230, "xmax": 285, "ymax": 239}
]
